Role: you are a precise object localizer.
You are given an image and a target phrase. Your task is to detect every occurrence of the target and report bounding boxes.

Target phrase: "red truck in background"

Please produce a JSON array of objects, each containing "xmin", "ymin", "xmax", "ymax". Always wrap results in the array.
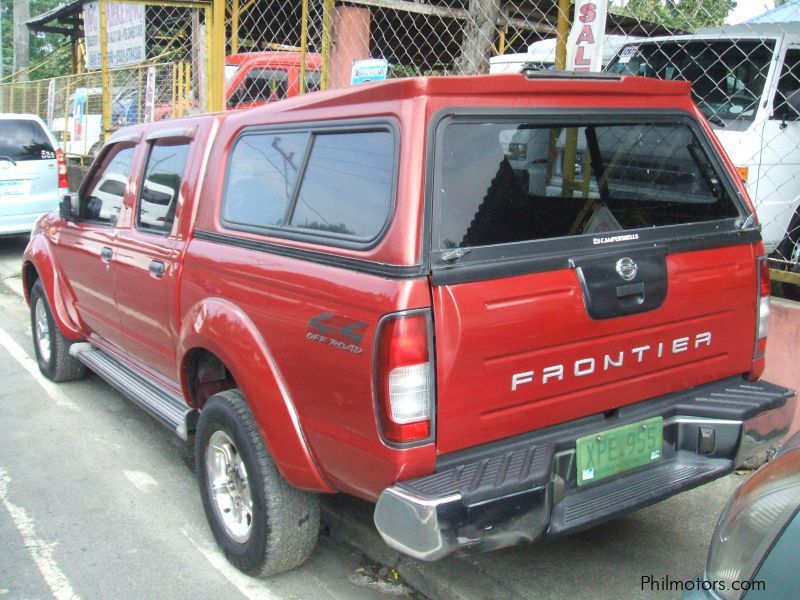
[
  {"xmin": 224, "ymin": 51, "xmax": 322, "ymax": 109},
  {"xmin": 23, "ymin": 71, "xmax": 796, "ymax": 577}
]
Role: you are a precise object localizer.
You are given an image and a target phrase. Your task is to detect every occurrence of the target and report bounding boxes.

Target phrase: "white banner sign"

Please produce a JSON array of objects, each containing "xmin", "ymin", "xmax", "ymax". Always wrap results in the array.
[
  {"xmin": 46, "ymin": 79, "xmax": 56, "ymax": 127},
  {"xmin": 84, "ymin": 1, "xmax": 146, "ymax": 70},
  {"xmin": 144, "ymin": 66, "xmax": 156, "ymax": 122},
  {"xmin": 567, "ymin": 0, "xmax": 609, "ymax": 72}
]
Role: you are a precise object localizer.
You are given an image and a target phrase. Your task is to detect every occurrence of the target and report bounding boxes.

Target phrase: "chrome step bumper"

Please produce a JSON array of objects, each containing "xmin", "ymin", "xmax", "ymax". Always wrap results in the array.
[{"xmin": 374, "ymin": 378, "xmax": 796, "ymax": 561}]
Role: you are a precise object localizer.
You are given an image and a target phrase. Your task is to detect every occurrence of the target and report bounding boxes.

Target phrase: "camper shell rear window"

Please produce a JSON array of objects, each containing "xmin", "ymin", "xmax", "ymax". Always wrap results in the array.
[{"xmin": 433, "ymin": 112, "xmax": 744, "ymax": 256}]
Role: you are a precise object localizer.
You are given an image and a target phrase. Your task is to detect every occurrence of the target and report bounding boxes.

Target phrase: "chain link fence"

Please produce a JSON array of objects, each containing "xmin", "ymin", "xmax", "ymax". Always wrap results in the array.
[
  {"xmin": 0, "ymin": 0, "xmax": 798, "ymax": 293},
  {"xmin": 0, "ymin": 2, "xmax": 205, "ymax": 160}
]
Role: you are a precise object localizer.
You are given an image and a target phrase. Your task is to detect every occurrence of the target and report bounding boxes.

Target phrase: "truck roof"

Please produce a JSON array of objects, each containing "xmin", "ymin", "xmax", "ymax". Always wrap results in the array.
[
  {"xmin": 108, "ymin": 73, "xmax": 693, "ymax": 144},
  {"xmin": 225, "ymin": 51, "xmax": 322, "ymax": 67},
  {"xmin": 231, "ymin": 73, "xmax": 691, "ymax": 114}
]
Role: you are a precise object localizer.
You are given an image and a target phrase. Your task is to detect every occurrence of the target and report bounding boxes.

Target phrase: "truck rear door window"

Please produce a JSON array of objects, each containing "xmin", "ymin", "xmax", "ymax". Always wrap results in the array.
[
  {"xmin": 436, "ymin": 119, "xmax": 740, "ymax": 250},
  {"xmin": 137, "ymin": 140, "xmax": 190, "ymax": 233}
]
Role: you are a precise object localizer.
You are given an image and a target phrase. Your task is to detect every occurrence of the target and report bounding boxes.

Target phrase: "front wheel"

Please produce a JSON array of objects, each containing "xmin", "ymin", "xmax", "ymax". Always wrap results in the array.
[
  {"xmin": 29, "ymin": 280, "xmax": 86, "ymax": 382},
  {"xmin": 196, "ymin": 389, "xmax": 320, "ymax": 576}
]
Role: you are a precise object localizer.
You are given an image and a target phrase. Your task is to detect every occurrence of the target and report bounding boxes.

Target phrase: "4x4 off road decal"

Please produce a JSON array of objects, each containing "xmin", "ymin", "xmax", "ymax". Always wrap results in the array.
[{"xmin": 307, "ymin": 313, "xmax": 367, "ymax": 354}]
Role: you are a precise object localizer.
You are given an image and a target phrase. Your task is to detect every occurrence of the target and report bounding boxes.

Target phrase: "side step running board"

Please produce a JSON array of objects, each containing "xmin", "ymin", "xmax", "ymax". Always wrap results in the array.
[{"xmin": 70, "ymin": 343, "xmax": 196, "ymax": 441}]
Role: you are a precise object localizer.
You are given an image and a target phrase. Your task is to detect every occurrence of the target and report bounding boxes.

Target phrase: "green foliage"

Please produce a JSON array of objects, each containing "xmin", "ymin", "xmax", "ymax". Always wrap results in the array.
[
  {"xmin": 1, "ymin": 0, "xmax": 73, "ymax": 80},
  {"xmin": 613, "ymin": 0, "xmax": 737, "ymax": 31}
]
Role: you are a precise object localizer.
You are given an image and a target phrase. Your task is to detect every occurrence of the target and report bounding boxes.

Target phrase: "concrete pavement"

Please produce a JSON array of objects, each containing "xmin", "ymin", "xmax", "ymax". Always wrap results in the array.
[{"xmin": 0, "ymin": 235, "xmax": 761, "ymax": 599}]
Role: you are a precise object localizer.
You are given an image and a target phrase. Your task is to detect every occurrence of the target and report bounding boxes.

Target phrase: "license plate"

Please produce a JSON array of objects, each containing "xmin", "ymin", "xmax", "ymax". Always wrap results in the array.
[
  {"xmin": 576, "ymin": 416, "xmax": 663, "ymax": 487},
  {"xmin": 0, "ymin": 180, "xmax": 25, "ymax": 195}
]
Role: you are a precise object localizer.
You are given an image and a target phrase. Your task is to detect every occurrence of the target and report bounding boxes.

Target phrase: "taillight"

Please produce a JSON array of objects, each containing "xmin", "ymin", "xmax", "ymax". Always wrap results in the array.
[
  {"xmin": 755, "ymin": 256, "xmax": 770, "ymax": 356},
  {"xmin": 56, "ymin": 149, "xmax": 69, "ymax": 191},
  {"xmin": 375, "ymin": 312, "xmax": 434, "ymax": 444}
]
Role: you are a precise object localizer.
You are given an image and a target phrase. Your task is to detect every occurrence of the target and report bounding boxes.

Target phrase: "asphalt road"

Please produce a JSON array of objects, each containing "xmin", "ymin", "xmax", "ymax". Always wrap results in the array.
[
  {"xmin": 0, "ymin": 235, "xmax": 413, "ymax": 600},
  {"xmin": 0, "ymin": 235, "xmax": 749, "ymax": 600}
]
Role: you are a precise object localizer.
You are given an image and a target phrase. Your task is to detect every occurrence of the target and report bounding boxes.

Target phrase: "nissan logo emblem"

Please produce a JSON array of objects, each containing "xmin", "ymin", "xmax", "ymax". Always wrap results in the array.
[{"xmin": 616, "ymin": 257, "xmax": 638, "ymax": 281}]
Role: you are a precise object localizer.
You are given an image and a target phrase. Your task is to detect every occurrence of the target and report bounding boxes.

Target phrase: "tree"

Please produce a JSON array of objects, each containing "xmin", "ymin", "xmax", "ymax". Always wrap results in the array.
[
  {"xmin": 456, "ymin": 0, "xmax": 502, "ymax": 74},
  {"xmin": 2, "ymin": 0, "xmax": 72, "ymax": 80},
  {"xmin": 614, "ymin": 0, "xmax": 737, "ymax": 31}
]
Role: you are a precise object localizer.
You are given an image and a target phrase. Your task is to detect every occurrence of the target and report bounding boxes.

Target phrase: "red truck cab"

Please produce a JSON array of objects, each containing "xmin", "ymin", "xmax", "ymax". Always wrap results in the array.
[
  {"xmin": 224, "ymin": 51, "xmax": 322, "ymax": 110},
  {"xmin": 23, "ymin": 71, "xmax": 796, "ymax": 576}
]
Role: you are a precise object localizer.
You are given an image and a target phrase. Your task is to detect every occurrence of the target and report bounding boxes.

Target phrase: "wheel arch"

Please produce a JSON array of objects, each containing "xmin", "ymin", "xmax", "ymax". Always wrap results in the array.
[
  {"xmin": 23, "ymin": 238, "xmax": 84, "ymax": 341},
  {"xmin": 178, "ymin": 297, "xmax": 334, "ymax": 494}
]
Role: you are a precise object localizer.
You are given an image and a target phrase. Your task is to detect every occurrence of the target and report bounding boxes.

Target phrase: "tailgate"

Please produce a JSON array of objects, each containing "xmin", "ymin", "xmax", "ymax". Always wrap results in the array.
[{"xmin": 429, "ymin": 113, "xmax": 760, "ymax": 454}]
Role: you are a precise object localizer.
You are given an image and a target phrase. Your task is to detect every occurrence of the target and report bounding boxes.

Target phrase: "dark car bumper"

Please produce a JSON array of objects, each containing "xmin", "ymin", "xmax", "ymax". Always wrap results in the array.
[{"xmin": 373, "ymin": 377, "xmax": 796, "ymax": 560}]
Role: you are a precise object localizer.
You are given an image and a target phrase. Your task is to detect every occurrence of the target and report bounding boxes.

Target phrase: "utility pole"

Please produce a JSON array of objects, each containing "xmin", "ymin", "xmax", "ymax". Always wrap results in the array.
[
  {"xmin": 1, "ymin": 1, "xmax": 5, "ymax": 80},
  {"xmin": 13, "ymin": 0, "xmax": 29, "ymax": 81}
]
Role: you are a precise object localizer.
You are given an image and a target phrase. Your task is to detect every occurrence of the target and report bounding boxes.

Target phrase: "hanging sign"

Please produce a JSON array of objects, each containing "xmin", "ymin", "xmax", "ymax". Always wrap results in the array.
[
  {"xmin": 84, "ymin": 1, "xmax": 146, "ymax": 70},
  {"xmin": 566, "ymin": 0, "xmax": 609, "ymax": 72}
]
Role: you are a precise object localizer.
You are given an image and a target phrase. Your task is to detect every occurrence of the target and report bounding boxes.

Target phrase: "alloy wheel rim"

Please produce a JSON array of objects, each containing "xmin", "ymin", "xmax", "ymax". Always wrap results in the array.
[
  {"xmin": 205, "ymin": 430, "xmax": 253, "ymax": 543},
  {"xmin": 34, "ymin": 299, "xmax": 51, "ymax": 363}
]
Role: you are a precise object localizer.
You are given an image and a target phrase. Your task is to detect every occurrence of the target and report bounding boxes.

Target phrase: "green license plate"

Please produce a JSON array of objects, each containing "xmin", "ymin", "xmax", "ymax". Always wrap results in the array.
[{"xmin": 576, "ymin": 416, "xmax": 663, "ymax": 487}]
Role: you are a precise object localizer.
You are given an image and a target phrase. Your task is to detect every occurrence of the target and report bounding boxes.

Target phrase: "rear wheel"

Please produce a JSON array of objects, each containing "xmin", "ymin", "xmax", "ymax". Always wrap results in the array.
[
  {"xmin": 29, "ymin": 280, "xmax": 85, "ymax": 382},
  {"xmin": 196, "ymin": 389, "xmax": 319, "ymax": 576}
]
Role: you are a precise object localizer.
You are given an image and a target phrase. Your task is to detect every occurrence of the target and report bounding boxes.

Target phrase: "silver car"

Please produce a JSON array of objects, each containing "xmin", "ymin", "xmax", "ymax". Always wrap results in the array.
[{"xmin": 0, "ymin": 114, "xmax": 69, "ymax": 236}]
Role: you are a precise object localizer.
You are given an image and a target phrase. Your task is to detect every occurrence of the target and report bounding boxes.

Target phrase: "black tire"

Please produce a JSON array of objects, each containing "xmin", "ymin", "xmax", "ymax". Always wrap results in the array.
[
  {"xmin": 29, "ymin": 279, "xmax": 86, "ymax": 382},
  {"xmin": 196, "ymin": 389, "xmax": 319, "ymax": 576}
]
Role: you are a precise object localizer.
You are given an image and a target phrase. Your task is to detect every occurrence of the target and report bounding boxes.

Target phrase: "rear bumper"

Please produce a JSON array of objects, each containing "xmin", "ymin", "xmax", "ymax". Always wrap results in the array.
[
  {"xmin": 373, "ymin": 377, "xmax": 796, "ymax": 561},
  {"xmin": 0, "ymin": 206, "xmax": 55, "ymax": 236}
]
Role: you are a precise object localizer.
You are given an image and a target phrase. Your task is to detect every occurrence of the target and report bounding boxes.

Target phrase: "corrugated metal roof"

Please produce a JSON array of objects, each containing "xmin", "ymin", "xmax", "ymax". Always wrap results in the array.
[
  {"xmin": 748, "ymin": 0, "xmax": 800, "ymax": 24},
  {"xmin": 26, "ymin": 1, "xmax": 83, "ymax": 29}
]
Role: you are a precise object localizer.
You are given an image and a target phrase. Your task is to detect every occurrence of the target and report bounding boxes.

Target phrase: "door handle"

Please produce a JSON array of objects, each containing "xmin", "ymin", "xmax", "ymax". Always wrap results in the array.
[
  {"xmin": 616, "ymin": 282, "xmax": 645, "ymax": 306},
  {"xmin": 100, "ymin": 246, "xmax": 113, "ymax": 264},
  {"xmin": 149, "ymin": 260, "xmax": 165, "ymax": 278}
]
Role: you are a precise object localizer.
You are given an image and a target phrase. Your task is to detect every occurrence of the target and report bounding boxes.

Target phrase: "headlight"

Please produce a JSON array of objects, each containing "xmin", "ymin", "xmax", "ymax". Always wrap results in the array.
[{"xmin": 705, "ymin": 449, "xmax": 800, "ymax": 599}]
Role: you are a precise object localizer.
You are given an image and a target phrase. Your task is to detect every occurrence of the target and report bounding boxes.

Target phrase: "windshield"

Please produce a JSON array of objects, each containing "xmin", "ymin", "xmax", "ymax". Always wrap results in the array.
[
  {"xmin": 435, "ymin": 119, "xmax": 740, "ymax": 250},
  {"xmin": 606, "ymin": 39, "xmax": 776, "ymax": 123}
]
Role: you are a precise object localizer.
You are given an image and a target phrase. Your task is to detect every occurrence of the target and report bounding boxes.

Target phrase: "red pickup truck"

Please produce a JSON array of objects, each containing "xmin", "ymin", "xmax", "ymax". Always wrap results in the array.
[
  {"xmin": 225, "ymin": 51, "xmax": 322, "ymax": 109},
  {"xmin": 23, "ymin": 72, "xmax": 796, "ymax": 577}
]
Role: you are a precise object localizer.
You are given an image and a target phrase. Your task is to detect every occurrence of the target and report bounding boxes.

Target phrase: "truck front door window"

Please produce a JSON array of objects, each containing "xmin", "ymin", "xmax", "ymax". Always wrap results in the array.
[
  {"xmin": 82, "ymin": 145, "xmax": 135, "ymax": 225},
  {"xmin": 772, "ymin": 49, "xmax": 800, "ymax": 121}
]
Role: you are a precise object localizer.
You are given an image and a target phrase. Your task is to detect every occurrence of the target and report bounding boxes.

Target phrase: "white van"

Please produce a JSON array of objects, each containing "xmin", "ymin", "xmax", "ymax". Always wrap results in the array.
[
  {"xmin": 606, "ymin": 23, "xmax": 800, "ymax": 275},
  {"xmin": 490, "ymin": 35, "xmax": 638, "ymax": 73}
]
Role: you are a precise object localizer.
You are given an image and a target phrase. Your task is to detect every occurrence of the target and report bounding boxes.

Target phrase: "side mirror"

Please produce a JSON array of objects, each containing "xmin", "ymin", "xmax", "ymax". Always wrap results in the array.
[{"xmin": 59, "ymin": 192, "xmax": 80, "ymax": 221}]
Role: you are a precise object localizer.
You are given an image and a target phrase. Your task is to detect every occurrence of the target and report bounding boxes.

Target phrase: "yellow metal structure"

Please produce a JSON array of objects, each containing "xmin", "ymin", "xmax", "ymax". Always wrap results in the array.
[
  {"xmin": 231, "ymin": 0, "xmax": 240, "ymax": 54},
  {"xmin": 321, "ymin": 0, "xmax": 334, "ymax": 90},
  {"xmin": 99, "ymin": 0, "xmax": 112, "ymax": 138},
  {"xmin": 555, "ymin": 0, "xmax": 571, "ymax": 71},
  {"xmin": 770, "ymin": 268, "xmax": 800, "ymax": 285},
  {"xmin": 300, "ymin": 0, "xmax": 309, "ymax": 95},
  {"xmin": 96, "ymin": 0, "xmax": 225, "ymax": 118}
]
